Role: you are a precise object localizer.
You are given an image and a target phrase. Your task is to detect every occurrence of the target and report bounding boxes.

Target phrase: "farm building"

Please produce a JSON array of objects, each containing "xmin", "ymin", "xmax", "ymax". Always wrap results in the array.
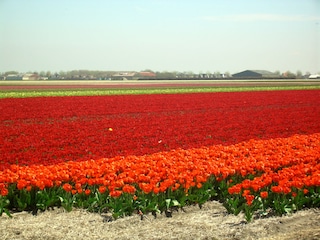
[
  {"xmin": 111, "ymin": 72, "xmax": 136, "ymax": 80},
  {"xmin": 5, "ymin": 74, "xmax": 23, "ymax": 80},
  {"xmin": 232, "ymin": 70, "xmax": 280, "ymax": 79},
  {"xmin": 309, "ymin": 74, "xmax": 320, "ymax": 79},
  {"xmin": 22, "ymin": 73, "xmax": 39, "ymax": 80},
  {"xmin": 136, "ymin": 71, "xmax": 156, "ymax": 79}
]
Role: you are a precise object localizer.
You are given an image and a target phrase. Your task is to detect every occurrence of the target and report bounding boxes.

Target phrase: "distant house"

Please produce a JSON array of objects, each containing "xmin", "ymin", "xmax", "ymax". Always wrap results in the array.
[
  {"xmin": 22, "ymin": 73, "xmax": 39, "ymax": 80},
  {"xmin": 232, "ymin": 70, "xmax": 280, "ymax": 79},
  {"xmin": 309, "ymin": 74, "xmax": 320, "ymax": 79},
  {"xmin": 111, "ymin": 72, "xmax": 136, "ymax": 80}
]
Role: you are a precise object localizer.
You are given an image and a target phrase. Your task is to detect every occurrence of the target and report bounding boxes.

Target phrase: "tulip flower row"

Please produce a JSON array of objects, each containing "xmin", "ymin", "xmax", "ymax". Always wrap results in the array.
[
  {"xmin": 2, "ymin": 132, "xmax": 319, "ymax": 194},
  {"xmin": 0, "ymin": 133, "xmax": 319, "ymax": 220}
]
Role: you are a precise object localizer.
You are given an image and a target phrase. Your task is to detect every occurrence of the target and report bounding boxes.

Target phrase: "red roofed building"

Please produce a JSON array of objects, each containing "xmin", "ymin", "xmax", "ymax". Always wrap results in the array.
[{"xmin": 137, "ymin": 71, "xmax": 156, "ymax": 79}]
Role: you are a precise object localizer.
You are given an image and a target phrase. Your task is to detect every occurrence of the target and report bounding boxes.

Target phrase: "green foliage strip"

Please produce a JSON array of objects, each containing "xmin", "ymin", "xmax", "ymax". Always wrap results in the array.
[{"xmin": 1, "ymin": 85, "xmax": 320, "ymax": 98}]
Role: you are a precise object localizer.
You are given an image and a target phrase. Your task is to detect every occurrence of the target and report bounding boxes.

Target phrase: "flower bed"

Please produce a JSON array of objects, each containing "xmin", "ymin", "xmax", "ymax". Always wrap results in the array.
[
  {"xmin": 1, "ymin": 90, "xmax": 319, "ymax": 169},
  {"xmin": 0, "ymin": 90, "xmax": 320, "ymax": 220}
]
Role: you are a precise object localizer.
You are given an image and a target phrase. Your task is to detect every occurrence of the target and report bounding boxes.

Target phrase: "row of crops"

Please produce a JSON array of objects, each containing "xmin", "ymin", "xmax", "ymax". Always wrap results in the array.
[{"xmin": 0, "ymin": 88, "xmax": 320, "ymax": 221}]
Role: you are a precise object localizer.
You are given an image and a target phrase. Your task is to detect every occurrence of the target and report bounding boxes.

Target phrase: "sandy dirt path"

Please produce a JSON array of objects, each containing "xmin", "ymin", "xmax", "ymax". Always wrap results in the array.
[{"xmin": 1, "ymin": 201, "xmax": 319, "ymax": 240}]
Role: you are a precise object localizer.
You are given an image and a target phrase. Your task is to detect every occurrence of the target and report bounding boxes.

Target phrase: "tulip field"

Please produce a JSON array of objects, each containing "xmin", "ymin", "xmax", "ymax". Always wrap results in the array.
[{"xmin": 0, "ymin": 87, "xmax": 320, "ymax": 221}]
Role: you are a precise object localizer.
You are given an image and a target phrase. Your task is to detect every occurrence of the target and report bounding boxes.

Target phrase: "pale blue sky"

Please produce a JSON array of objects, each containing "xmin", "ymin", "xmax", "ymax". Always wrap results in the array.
[{"xmin": 1, "ymin": 0, "xmax": 319, "ymax": 74}]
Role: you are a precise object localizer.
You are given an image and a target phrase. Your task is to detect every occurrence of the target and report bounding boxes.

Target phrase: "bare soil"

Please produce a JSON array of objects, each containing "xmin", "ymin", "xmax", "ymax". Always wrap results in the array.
[
  {"xmin": 1, "ymin": 201, "xmax": 319, "ymax": 240},
  {"xmin": 1, "ymin": 79, "xmax": 320, "ymax": 90}
]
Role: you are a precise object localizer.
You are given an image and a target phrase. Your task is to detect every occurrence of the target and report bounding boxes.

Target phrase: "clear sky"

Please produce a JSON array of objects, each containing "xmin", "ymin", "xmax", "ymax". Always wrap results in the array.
[{"xmin": 1, "ymin": 0, "xmax": 319, "ymax": 74}]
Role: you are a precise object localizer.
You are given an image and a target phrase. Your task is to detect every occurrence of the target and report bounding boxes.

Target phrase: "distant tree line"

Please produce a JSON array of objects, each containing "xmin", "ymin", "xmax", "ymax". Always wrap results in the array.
[{"xmin": 0, "ymin": 69, "xmax": 316, "ymax": 80}]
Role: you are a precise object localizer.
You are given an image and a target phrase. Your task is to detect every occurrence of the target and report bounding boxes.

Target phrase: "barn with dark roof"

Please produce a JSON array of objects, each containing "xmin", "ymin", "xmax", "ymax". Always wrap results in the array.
[{"xmin": 232, "ymin": 70, "xmax": 280, "ymax": 79}]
